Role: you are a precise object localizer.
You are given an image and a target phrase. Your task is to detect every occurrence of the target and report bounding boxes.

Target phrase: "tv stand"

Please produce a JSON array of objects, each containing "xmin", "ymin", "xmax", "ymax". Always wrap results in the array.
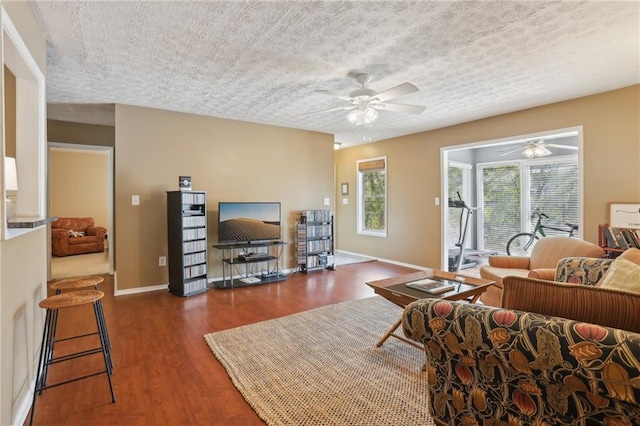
[{"xmin": 212, "ymin": 241, "xmax": 288, "ymax": 288}]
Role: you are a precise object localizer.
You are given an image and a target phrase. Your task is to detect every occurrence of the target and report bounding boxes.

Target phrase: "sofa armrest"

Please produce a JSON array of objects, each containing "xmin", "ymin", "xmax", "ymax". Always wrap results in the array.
[
  {"xmin": 488, "ymin": 255, "xmax": 530, "ymax": 269},
  {"xmin": 528, "ymin": 268, "xmax": 555, "ymax": 280},
  {"xmin": 501, "ymin": 275, "xmax": 640, "ymax": 333},
  {"xmin": 51, "ymin": 228, "xmax": 69, "ymax": 256},
  {"xmin": 86, "ymin": 226, "xmax": 107, "ymax": 239},
  {"xmin": 86, "ymin": 226, "xmax": 107, "ymax": 251}
]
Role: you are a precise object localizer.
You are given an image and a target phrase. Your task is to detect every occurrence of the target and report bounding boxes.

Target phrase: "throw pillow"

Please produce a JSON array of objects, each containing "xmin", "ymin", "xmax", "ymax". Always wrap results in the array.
[
  {"xmin": 599, "ymin": 258, "xmax": 640, "ymax": 294},
  {"xmin": 67, "ymin": 230, "xmax": 85, "ymax": 238}
]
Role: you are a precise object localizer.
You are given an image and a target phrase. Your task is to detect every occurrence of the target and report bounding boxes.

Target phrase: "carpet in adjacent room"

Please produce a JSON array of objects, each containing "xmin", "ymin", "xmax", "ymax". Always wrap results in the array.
[
  {"xmin": 51, "ymin": 251, "xmax": 109, "ymax": 279},
  {"xmin": 334, "ymin": 251, "xmax": 376, "ymax": 267},
  {"xmin": 204, "ymin": 296, "xmax": 433, "ymax": 426}
]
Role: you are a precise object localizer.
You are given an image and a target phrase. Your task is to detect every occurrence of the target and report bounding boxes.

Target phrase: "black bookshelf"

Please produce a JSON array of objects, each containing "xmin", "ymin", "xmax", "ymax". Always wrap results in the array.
[{"xmin": 167, "ymin": 191, "xmax": 208, "ymax": 296}]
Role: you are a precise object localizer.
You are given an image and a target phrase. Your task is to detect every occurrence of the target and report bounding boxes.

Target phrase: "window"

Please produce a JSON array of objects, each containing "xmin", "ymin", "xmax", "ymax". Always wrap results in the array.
[
  {"xmin": 448, "ymin": 162, "xmax": 472, "ymax": 248},
  {"xmin": 478, "ymin": 163, "xmax": 521, "ymax": 252},
  {"xmin": 357, "ymin": 156, "xmax": 387, "ymax": 237},
  {"xmin": 478, "ymin": 156, "xmax": 578, "ymax": 252}
]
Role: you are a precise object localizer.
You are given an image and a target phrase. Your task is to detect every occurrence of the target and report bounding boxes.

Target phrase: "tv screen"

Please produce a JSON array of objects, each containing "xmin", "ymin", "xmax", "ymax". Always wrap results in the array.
[{"xmin": 218, "ymin": 202, "xmax": 281, "ymax": 244}]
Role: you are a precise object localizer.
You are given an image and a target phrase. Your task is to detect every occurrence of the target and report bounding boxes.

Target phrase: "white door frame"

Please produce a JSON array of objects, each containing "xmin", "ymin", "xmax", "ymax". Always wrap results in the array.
[
  {"xmin": 439, "ymin": 126, "xmax": 584, "ymax": 271},
  {"xmin": 47, "ymin": 142, "xmax": 114, "ymax": 279}
]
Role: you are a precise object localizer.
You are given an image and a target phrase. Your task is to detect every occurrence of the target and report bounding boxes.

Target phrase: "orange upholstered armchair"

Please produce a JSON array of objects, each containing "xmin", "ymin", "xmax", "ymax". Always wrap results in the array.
[
  {"xmin": 479, "ymin": 236, "xmax": 605, "ymax": 306},
  {"xmin": 51, "ymin": 217, "xmax": 107, "ymax": 257}
]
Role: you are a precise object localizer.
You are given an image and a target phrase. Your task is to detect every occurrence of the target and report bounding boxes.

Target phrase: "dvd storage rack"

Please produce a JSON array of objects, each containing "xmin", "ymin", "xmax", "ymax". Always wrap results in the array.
[
  {"xmin": 167, "ymin": 190, "xmax": 208, "ymax": 296},
  {"xmin": 296, "ymin": 209, "xmax": 335, "ymax": 273}
]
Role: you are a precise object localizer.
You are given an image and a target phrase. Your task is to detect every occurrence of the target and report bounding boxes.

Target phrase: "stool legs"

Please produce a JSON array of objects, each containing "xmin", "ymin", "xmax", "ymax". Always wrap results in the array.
[
  {"xmin": 29, "ymin": 308, "xmax": 55, "ymax": 425},
  {"xmin": 29, "ymin": 298, "xmax": 115, "ymax": 425},
  {"xmin": 94, "ymin": 302, "xmax": 116, "ymax": 401}
]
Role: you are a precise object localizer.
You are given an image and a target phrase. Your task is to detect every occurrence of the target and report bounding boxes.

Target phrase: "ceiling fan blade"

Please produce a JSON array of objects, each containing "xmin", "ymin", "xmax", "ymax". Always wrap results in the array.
[
  {"xmin": 500, "ymin": 147, "xmax": 524, "ymax": 156},
  {"xmin": 375, "ymin": 102, "xmax": 425, "ymax": 114},
  {"xmin": 546, "ymin": 143, "xmax": 578, "ymax": 150},
  {"xmin": 315, "ymin": 90, "xmax": 354, "ymax": 102},
  {"xmin": 373, "ymin": 82, "xmax": 419, "ymax": 103},
  {"xmin": 303, "ymin": 105, "xmax": 356, "ymax": 115}
]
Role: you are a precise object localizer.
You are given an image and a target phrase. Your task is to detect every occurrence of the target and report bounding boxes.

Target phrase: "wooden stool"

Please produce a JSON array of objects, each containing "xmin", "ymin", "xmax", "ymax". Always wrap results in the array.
[
  {"xmin": 50, "ymin": 275, "xmax": 104, "ymax": 293},
  {"xmin": 29, "ymin": 290, "xmax": 115, "ymax": 425},
  {"xmin": 49, "ymin": 276, "xmax": 112, "ymax": 352}
]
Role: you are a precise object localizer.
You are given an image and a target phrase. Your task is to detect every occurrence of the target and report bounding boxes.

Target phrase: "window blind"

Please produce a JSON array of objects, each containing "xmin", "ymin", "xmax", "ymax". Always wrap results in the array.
[{"xmin": 480, "ymin": 164, "xmax": 521, "ymax": 252}]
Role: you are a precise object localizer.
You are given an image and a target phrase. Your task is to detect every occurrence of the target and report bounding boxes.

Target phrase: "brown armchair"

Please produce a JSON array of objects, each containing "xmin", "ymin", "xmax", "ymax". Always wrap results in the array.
[
  {"xmin": 479, "ymin": 236, "xmax": 605, "ymax": 306},
  {"xmin": 51, "ymin": 217, "xmax": 107, "ymax": 257}
]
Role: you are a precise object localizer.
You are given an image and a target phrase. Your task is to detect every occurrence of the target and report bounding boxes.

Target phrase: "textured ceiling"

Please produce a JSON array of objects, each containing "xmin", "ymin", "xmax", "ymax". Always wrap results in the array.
[{"xmin": 31, "ymin": 1, "xmax": 640, "ymax": 147}]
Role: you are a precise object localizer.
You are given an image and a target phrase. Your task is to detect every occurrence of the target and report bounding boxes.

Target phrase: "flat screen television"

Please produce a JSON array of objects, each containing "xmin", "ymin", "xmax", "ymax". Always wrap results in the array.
[{"xmin": 218, "ymin": 202, "xmax": 281, "ymax": 244}]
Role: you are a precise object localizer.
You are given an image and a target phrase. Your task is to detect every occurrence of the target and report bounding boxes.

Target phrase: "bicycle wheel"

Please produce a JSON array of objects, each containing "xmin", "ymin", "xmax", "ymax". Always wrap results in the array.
[{"xmin": 507, "ymin": 233, "xmax": 539, "ymax": 256}]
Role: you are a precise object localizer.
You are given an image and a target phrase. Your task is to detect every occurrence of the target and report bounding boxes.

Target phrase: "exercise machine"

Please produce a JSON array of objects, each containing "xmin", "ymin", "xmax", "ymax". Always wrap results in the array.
[{"xmin": 448, "ymin": 192, "xmax": 480, "ymax": 272}]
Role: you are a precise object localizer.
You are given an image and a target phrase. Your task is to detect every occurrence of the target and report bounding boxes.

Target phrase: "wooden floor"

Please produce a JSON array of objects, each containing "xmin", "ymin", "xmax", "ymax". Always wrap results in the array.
[{"xmin": 27, "ymin": 261, "xmax": 419, "ymax": 425}]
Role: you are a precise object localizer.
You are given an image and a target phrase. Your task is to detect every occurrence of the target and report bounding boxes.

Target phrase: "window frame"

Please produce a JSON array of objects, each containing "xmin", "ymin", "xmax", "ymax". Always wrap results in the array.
[{"xmin": 357, "ymin": 156, "xmax": 387, "ymax": 238}]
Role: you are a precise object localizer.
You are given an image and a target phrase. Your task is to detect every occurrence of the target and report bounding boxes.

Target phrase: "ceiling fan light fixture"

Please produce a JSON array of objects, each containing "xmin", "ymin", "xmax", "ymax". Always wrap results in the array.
[
  {"xmin": 364, "ymin": 106, "xmax": 378, "ymax": 123},
  {"xmin": 347, "ymin": 105, "xmax": 378, "ymax": 126},
  {"xmin": 523, "ymin": 144, "xmax": 552, "ymax": 158}
]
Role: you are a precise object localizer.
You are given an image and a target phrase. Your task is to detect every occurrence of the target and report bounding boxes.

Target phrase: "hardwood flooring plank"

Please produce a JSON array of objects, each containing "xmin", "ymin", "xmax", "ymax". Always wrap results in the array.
[{"xmin": 27, "ymin": 261, "xmax": 418, "ymax": 425}]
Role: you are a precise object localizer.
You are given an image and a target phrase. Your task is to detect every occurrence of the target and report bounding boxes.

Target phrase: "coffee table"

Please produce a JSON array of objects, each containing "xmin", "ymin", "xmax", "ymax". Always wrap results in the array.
[{"xmin": 366, "ymin": 269, "xmax": 494, "ymax": 349}]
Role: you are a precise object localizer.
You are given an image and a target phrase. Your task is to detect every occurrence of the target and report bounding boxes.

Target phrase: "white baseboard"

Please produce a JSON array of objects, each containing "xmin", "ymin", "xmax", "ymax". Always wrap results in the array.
[
  {"xmin": 114, "ymin": 283, "xmax": 168, "ymax": 296},
  {"xmin": 12, "ymin": 381, "xmax": 34, "ymax": 426},
  {"xmin": 336, "ymin": 249, "xmax": 430, "ymax": 272}
]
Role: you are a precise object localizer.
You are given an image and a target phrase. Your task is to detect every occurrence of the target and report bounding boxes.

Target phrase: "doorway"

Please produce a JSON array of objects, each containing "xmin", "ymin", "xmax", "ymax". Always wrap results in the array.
[
  {"xmin": 440, "ymin": 127, "xmax": 583, "ymax": 272},
  {"xmin": 48, "ymin": 143, "xmax": 114, "ymax": 279}
]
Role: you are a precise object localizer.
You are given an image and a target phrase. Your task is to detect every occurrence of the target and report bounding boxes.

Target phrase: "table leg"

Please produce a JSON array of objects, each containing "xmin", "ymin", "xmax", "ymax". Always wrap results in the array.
[{"xmin": 377, "ymin": 317, "xmax": 402, "ymax": 347}]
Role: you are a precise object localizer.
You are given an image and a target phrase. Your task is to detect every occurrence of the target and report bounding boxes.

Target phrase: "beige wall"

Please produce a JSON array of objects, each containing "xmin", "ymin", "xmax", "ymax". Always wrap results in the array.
[
  {"xmin": 335, "ymin": 85, "xmax": 640, "ymax": 269},
  {"xmin": 48, "ymin": 119, "xmax": 115, "ymax": 147},
  {"xmin": 0, "ymin": 3, "xmax": 46, "ymax": 425},
  {"xmin": 114, "ymin": 104, "xmax": 334, "ymax": 290},
  {"xmin": 50, "ymin": 149, "xmax": 109, "ymax": 228}
]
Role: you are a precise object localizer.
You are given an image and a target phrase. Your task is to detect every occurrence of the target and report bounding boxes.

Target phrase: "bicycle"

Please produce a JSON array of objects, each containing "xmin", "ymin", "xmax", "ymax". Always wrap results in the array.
[{"xmin": 506, "ymin": 210, "xmax": 578, "ymax": 256}]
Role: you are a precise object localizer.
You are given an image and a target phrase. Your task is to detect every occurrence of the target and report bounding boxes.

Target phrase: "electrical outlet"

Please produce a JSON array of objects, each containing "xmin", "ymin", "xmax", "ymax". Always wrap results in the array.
[
  {"xmin": 159, "ymin": 256, "xmax": 166, "ymax": 266},
  {"xmin": 132, "ymin": 195, "xmax": 140, "ymax": 205}
]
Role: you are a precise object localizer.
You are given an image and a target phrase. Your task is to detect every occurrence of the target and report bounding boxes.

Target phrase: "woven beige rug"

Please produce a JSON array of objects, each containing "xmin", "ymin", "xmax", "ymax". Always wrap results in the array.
[{"xmin": 204, "ymin": 296, "xmax": 433, "ymax": 426}]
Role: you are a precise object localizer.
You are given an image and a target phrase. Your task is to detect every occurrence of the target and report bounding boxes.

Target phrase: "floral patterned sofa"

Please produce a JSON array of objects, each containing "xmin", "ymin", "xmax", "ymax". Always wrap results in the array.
[
  {"xmin": 403, "ymin": 249, "xmax": 640, "ymax": 425},
  {"xmin": 51, "ymin": 217, "xmax": 107, "ymax": 257},
  {"xmin": 403, "ymin": 299, "xmax": 640, "ymax": 425}
]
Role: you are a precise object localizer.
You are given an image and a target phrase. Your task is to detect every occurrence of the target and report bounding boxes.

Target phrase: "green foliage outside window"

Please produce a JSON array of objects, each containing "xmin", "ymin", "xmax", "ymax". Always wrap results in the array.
[
  {"xmin": 362, "ymin": 170, "xmax": 386, "ymax": 231},
  {"xmin": 482, "ymin": 165, "xmax": 521, "ymax": 251}
]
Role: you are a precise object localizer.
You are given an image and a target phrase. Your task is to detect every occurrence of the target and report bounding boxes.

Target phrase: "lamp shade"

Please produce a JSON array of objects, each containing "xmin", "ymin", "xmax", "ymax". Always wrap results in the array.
[{"xmin": 5, "ymin": 157, "xmax": 18, "ymax": 191}]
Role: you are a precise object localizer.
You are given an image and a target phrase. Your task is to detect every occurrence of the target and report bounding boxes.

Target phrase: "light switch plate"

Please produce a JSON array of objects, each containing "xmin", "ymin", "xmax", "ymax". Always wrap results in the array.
[
  {"xmin": 323, "ymin": 198, "xmax": 330, "ymax": 206},
  {"xmin": 435, "ymin": 197, "xmax": 440, "ymax": 206},
  {"xmin": 342, "ymin": 198, "xmax": 348, "ymax": 205},
  {"xmin": 132, "ymin": 195, "xmax": 140, "ymax": 205}
]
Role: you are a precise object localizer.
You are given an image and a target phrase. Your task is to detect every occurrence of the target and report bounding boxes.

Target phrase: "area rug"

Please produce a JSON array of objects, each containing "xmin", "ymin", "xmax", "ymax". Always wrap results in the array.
[
  {"xmin": 204, "ymin": 296, "xmax": 433, "ymax": 426},
  {"xmin": 334, "ymin": 250, "xmax": 376, "ymax": 267}
]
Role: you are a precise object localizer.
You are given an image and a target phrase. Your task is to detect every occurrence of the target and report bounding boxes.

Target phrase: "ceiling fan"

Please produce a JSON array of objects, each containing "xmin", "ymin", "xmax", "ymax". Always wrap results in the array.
[
  {"xmin": 311, "ymin": 73, "xmax": 425, "ymax": 126},
  {"xmin": 500, "ymin": 139, "xmax": 578, "ymax": 158}
]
